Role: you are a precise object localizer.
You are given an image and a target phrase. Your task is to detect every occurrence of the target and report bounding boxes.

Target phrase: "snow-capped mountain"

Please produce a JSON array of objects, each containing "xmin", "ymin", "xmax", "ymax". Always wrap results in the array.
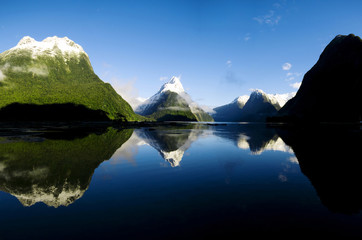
[
  {"xmin": 238, "ymin": 89, "xmax": 282, "ymax": 122},
  {"xmin": 266, "ymin": 91, "xmax": 296, "ymax": 109},
  {"xmin": 136, "ymin": 76, "xmax": 213, "ymax": 122},
  {"xmin": 212, "ymin": 95, "xmax": 249, "ymax": 122},
  {"xmin": 212, "ymin": 89, "xmax": 295, "ymax": 122},
  {"xmin": 4, "ymin": 36, "xmax": 88, "ymax": 61},
  {"xmin": 0, "ymin": 36, "xmax": 140, "ymax": 121},
  {"xmin": 136, "ymin": 127, "xmax": 204, "ymax": 167},
  {"xmin": 159, "ymin": 76, "xmax": 185, "ymax": 94}
]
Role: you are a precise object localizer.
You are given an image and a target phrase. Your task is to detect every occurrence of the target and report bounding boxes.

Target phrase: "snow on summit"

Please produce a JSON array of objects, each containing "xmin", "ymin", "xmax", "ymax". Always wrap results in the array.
[
  {"xmin": 159, "ymin": 76, "xmax": 185, "ymax": 94},
  {"xmin": 249, "ymin": 89, "xmax": 295, "ymax": 107},
  {"xmin": 10, "ymin": 36, "xmax": 87, "ymax": 58}
]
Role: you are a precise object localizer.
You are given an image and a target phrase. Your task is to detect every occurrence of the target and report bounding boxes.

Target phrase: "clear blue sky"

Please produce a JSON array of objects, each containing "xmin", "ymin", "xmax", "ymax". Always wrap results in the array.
[{"xmin": 1, "ymin": 0, "xmax": 361, "ymax": 107}]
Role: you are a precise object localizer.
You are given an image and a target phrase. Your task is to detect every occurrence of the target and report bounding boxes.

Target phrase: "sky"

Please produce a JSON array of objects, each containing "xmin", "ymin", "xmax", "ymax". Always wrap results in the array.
[{"xmin": 1, "ymin": 0, "xmax": 362, "ymax": 108}]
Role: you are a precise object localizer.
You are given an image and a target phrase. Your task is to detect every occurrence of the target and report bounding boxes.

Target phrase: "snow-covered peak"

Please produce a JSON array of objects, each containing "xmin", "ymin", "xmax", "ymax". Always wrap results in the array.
[
  {"xmin": 13, "ymin": 184, "xmax": 86, "ymax": 208},
  {"xmin": 236, "ymin": 134, "xmax": 294, "ymax": 155},
  {"xmin": 233, "ymin": 95, "xmax": 249, "ymax": 106},
  {"xmin": 268, "ymin": 92, "xmax": 296, "ymax": 107},
  {"xmin": 159, "ymin": 76, "xmax": 185, "ymax": 94},
  {"xmin": 11, "ymin": 36, "xmax": 87, "ymax": 58},
  {"xmin": 248, "ymin": 89, "xmax": 267, "ymax": 102},
  {"xmin": 249, "ymin": 89, "xmax": 295, "ymax": 107},
  {"xmin": 160, "ymin": 149, "xmax": 185, "ymax": 167},
  {"xmin": 17, "ymin": 36, "xmax": 36, "ymax": 46},
  {"xmin": 250, "ymin": 89, "xmax": 266, "ymax": 96}
]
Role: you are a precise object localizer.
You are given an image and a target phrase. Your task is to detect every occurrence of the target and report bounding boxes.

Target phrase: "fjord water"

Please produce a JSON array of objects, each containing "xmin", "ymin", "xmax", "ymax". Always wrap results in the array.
[{"xmin": 0, "ymin": 123, "xmax": 361, "ymax": 238}]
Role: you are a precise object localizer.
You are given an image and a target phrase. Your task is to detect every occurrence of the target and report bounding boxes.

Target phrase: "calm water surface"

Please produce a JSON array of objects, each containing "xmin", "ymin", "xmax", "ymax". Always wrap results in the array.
[{"xmin": 0, "ymin": 123, "xmax": 361, "ymax": 239}]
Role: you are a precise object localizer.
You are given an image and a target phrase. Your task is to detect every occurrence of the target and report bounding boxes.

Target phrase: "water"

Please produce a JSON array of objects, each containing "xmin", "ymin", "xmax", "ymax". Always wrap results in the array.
[{"xmin": 0, "ymin": 123, "xmax": 361, "ymax": 238}]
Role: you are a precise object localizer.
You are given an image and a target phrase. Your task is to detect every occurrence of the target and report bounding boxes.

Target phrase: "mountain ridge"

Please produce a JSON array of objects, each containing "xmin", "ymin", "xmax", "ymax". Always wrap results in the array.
[
  {"xmin": 136, "ymin": 76, "xmax": 214, "ymax": 122},
  {"xmin": 212, "ymin": 89, "xmax": 295, "ymax": 122},
  {"xmin": 0, "ymin": 36, "xmax": 143, "ymax": 121},
  {"xmin": 275, "ymin": 34, "xmax": 362, "ymax": 123}
]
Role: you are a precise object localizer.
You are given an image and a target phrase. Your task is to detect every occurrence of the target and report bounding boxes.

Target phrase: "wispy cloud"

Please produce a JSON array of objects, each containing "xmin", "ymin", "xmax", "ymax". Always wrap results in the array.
[
  {"xmin": 285, "ymin": 72, "xmax": 302, "ymax": 81},
  {"xmin": 198, "ymin": 104, "xmax": 215, "ymax": 114},
  {"xmin": 226, "ymin": 60, "xmax": 232, "ymax": 68},
  {"xmin": 289, "ymin": 82, "xmax": 301, "ymax": 89},
  {"xmin": 159, "ymin": 76, "xmax": 168, "ymax": 81},
  {"xmin": 288, "ymin": 156, "xmax": 299, "ymax": 164},
  {"xmin": 222, "ymin": 70, "xmax": 243, "ymax": 86},
  {"xmin": 244, "ymin": 33, "xmax": 251, "ymax": 41},
  {"xmin": 253, "ymin": 10, "xmax": 281, "ymax": 26},
  {"xmin": 111, "ymin": 78, "xmax": 145, "ymax": 110},
  {"xmin": 282, "ymin": 62, "xmax": 292, "ymax": 71},
  {"xmin": 0, "ymin": 70, "xmax": 5, "ymax": 81},
  {"xmin": 0, "ymin": 63, "xmax": 49, "ymax": 77}
]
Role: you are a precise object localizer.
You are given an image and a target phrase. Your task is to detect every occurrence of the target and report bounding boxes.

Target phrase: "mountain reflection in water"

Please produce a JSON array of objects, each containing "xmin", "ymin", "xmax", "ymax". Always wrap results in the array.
[
  {"xmin": 0, "ymin": 123, "xmax": 361, "ymax": 238},
  {"xmin": 0, "ymin": 126, "xmax": 133, "ymax": 207}
]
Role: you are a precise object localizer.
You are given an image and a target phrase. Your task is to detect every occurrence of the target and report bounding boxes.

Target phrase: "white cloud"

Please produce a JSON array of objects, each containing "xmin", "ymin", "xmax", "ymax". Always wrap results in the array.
[
  {"xmin": 198, "ymin": 105, "xmax": 215, "ymax": 114},
  {"xmin": 282, "ymin": 62, "xmax": 292, "ymax": 71},
  {"xmin": 254, "ymin": 10, "xmax": 281, "ymax": 26},
  {"xmin": 226, "ymin": 60, "xmax": 232, "ymax": 67},
  {"xmin": 0, "ymin": 70, "xmax": 5, "ymax": 81},
  {"xmin": 0, "ymin": 63, "xmax": 48, "ymax": 77},
  {"xmin": 290, "ymin": 82, "xmax": 301, "ymax": 89},
  {"xmin": 244, "ymin": 33, "xmax": 251, "ymax": 41},
  {"xmin": 288, "ymin": 156, "xmax": 299, "ymax": 164},
  {"xmin": 28, "ymin": 66, "xmax": 49, "ymax": 76},
  {"xmin": 111, "ymin": 78, "xmax": 145, "ymax": 110},
  {"xmin": 285, "ymin": 72, "xmax": 302, "ymax": 81},
  {"xmin": 278, "ymin": 173, "xmax": 288, "ymax": 182},
  {"xmin": 159, "ymin": 76, "xmax": 168, "ymax": 81}
]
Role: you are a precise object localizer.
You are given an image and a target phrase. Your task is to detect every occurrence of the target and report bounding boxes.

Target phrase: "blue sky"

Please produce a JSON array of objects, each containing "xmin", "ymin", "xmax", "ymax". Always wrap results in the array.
[{"xmin": 1, "ymin": 0, "xmax": 362, "ymax": 107}]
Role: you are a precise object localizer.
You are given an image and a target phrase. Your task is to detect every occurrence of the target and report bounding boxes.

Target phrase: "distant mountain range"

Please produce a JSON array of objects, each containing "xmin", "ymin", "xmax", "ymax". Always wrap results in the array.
[
  {"xmin": 136, "ymin": 76, "xmax": 213, "ymax": 122},
  {"xmin": 212, "ymin": 90, "xmax": 295, "ymax": 122},
  {"xmin": 0, "ymin": 36, "xmax": 143, "ymax": 121},
  {"xmin": 0, "ymin": 34, "xmax": 360, "ymax": 123}
]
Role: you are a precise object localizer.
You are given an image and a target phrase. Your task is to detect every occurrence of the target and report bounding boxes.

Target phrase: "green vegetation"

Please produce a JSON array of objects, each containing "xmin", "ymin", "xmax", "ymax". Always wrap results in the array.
[
  {"xmin": 145, "ymin": 91, "xmax": 213, "ymax": 122},
  {"xmin": 0, "ymin": 127, "xmax": 133, "ymax": 206},
  {"xmin": 0, "ymin": 48, "xmax": 144, "ymax": 121}
]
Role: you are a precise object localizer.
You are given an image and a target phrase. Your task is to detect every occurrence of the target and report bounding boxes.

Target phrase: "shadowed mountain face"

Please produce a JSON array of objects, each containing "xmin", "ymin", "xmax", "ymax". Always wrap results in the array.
[
  {"xmin": 238, "ymin": 91, "xmax": 279, "ymax": 122},
  {"xmin": 278, "ymin": 126, "xmax": 362, "ymax": 214},
  {"xmin": 212, "ymin": 96, "xmax": 249, "ymax": 122},
  {"xmin": 0, "ymin": 127, "xmax": 133, "ymax": 207},
  {"xmin": 277, "ymin": 34, "xmax": 362, "ymax": 123},
  {"xmin": 212, "ymin": 90, "xmax": 291, "ymax": 122},
  {"xmin": 0, "ymin": 103, "xmax": 110, "ymax": 121}
]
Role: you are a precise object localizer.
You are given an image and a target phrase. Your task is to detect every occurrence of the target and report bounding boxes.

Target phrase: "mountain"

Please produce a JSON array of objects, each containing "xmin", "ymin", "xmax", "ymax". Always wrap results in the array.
[
  {"xmin": 136, "ymin": 125, "xmax": 204, "ymax": 167},
  {"xmin": 0, "ymin": 36, "xmax": 142, "ymax": 121},
  {"xmin": 212, "ymin": 95, "xmax": 249, "ymax": 122},
  {"xmin": 213, "ymin": 90, "xmax": 295, "ymax": 122},
  {"xmin": 212, "ymin": 123, "xmax": 293, "ymax": 154},
  {"xmin": 0, "ymin": 127, "xmax": 132, "ymax": 207},
  {"xmin": 277, "ymin": 126, "xmax": 361, "ymax": 213},
  {"xmin": 276, "ymin": 34, "xmax": 362, "ymax": 123},
  {"xmin": 136, "ymin": 76, "xmax": 214, "ymax": 122}
]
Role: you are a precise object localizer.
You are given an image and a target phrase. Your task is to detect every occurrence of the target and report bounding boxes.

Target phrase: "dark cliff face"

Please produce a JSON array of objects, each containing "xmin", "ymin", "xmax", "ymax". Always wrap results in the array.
[
  {"xmin": 277, "ymin": 126, "xmax": 362, "ymax": 214},
  {"xmin": 212, "ymin": 101, "xmax": 245, "ymax": 122},
  {"xmin": 239, "ymin": 91, "xmax": 279, "ymax": 122},
  {"xmin": 278, "ymin": 34, "xmax": 362, "ymax": 123}
]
